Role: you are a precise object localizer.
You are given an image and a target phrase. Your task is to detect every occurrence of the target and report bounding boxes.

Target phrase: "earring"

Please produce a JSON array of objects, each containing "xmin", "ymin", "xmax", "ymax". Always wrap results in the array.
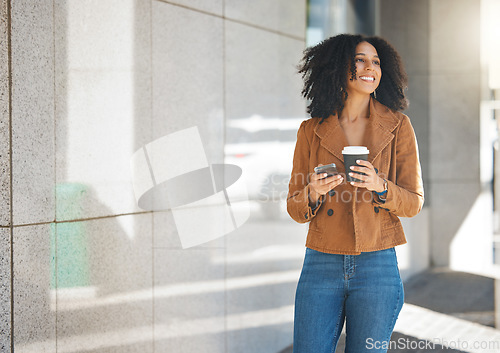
[{"xmin": 373, "ymin": 90, "xmax": 377, "ymax": 99}]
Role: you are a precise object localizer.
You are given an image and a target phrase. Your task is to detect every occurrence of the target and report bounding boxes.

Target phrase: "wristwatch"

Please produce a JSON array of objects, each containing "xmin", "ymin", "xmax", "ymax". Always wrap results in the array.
[{"xmin": 375, "ymin": 179, "xmax": 388, "ymax": 196}]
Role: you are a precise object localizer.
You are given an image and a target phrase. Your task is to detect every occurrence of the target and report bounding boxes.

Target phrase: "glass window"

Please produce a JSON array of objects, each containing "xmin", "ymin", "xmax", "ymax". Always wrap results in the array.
[{"xmin": 307, "ymin": 0, "xmax": 377, "ymax": 46}]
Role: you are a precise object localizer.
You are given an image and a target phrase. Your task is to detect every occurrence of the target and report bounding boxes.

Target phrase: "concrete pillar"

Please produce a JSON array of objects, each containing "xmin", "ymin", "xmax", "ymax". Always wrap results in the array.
[
  {"xmin": 379, "ymin": 0, "xmax": 484, "ymax": 269},
  {"xmin": 428, "ymin": 0, "xmax": 482, "ymax": 267},
  {"xmin": 378, "ymin": 0, "xmax": 431, "ymax": 276},
  {"xmin": 496, "ymin": 278, "xmax": 500, "ymax": 328}
]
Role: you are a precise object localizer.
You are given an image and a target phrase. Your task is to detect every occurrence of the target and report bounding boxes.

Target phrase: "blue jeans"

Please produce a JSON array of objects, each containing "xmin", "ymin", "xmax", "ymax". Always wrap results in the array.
[{"xmin": 293, "ymin": 247, "xmax": 404, "ymax": 353}]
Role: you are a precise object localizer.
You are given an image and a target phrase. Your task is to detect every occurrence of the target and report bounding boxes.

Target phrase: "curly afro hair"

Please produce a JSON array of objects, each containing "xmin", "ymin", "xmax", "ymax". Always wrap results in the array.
[{"xmin": 298, "ymin": 34, "xmax": 408, "ymax": 120}]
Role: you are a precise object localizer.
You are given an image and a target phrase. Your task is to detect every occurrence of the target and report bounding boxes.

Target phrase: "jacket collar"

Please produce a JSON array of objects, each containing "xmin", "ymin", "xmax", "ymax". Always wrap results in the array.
[{"xmin": 314, "ymin": 97, "xmax": 400, "ymax": 165}]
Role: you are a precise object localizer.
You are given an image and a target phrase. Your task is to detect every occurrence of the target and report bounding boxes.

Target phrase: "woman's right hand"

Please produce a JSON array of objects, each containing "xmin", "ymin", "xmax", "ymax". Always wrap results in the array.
[{"xmin": 308, "ymin": 165, "xmax": 344, "ymax": 205}]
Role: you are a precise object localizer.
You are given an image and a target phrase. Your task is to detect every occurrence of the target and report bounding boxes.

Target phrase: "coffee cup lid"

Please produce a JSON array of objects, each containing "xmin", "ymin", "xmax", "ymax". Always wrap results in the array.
[{"xmin": 342, "ymin": 146, "xmax": 369, "ymax": 154}]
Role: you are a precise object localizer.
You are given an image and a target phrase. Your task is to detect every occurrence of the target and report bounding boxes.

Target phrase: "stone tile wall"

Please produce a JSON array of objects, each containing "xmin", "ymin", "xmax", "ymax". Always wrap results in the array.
[{"xmin": 0, "ymin": 1, "xmax": 307, "ymax": 352}]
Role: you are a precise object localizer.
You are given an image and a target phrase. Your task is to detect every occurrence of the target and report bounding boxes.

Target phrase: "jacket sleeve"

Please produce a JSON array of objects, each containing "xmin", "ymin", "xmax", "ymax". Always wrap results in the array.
[
  {"xmin": 287, "ymin": 121, "xmax": 325, "ymax": 223},
  {"xmin": 375, "ymin": 115, "xmax": 424, "ymax": 217}
]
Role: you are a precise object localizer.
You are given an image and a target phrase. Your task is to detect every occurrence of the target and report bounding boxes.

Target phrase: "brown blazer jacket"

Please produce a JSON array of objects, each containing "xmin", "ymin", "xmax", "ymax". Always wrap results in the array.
[{"xmin": 287, "ymin": 98, "xmax": 424, "ymax": 255}]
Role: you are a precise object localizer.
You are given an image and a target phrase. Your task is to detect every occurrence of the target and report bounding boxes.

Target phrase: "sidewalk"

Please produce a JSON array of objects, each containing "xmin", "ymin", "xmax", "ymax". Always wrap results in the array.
[{"xmin": 279, "ymin": 267, "xmax": 499, "ymax": 353}]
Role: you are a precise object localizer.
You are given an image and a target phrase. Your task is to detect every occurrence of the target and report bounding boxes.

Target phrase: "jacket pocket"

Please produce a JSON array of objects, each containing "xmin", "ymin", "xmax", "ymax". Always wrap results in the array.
[{"xmin": 381, "ymin": 212, "xmax": 400, "ymax": 231}]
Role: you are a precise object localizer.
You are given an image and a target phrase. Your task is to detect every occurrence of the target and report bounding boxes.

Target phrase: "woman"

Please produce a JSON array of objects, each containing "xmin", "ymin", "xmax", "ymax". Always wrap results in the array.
[{"xmin": 287, "ymin": 34, "xmax": 424, "ymax": 353}]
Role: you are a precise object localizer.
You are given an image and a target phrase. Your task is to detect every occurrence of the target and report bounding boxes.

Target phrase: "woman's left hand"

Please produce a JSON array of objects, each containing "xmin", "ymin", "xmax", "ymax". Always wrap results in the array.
[{"xmin": 349, "ymin": 160, "xmax": 385, "ymax": 193}]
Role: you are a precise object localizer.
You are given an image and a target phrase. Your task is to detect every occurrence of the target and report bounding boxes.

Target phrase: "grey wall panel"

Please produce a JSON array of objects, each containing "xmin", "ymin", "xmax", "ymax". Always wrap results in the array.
[
  {"xmin": 152, "ymin": 1, "xmax": 224, "ymax": 165},
  {"xmin": 54, "ymin": 0, "xmax": 152, "ymax": 221},
  {"xmin": 225, "ymin": 21, "xmax": 305, "ymax": 121},
  {"xmin": 0, "ymin": 0, "xmax": 10, "ymax": 227},
  {"xmin": 225, "ymin": 0, "xmax": 306, "ymax": 39},
  {"xmin": 153, "ymin": 248, "xmax": 225, "ymax": 352},
  {"xmin": 11, "ymin": 0, "xmax": 55, "ymax": 225},
  {"xmin": 0, "ymin": 228, "xmax": 11, "ymax": 353},
  {"xmin": 157, "ymin": 0, "xmax": 223, "ymax": 16},
  {"xmin": 13, "ymin": 224, "xmax": 55, "ymax": 353},
  {"xmin": 55, "ymin": 214, "xmax": 153, "ymax": 352}
]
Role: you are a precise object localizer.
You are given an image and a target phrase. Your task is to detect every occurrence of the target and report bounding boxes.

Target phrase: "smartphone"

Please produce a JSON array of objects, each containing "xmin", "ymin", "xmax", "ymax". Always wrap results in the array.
[{"xmin": 314, "ymin": 163, "xmax": 338, "ymax": 178}]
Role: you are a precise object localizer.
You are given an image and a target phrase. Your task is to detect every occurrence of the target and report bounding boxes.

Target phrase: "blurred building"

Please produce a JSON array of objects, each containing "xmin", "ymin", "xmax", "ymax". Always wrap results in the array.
[{"xmin": 0, "ymin": 0, "xmax": 497, "ymax": 352}]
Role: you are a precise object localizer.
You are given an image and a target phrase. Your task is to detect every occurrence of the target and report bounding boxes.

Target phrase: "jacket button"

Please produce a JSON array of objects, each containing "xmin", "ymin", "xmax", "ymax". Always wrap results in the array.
[
  {"xmin": 328, "ymin": 189, "xmax": 336, "ymax": 196},
  {"xmin": 327, "ymin": 209, "xmax": 334, "ymax": 216},
  {"xmin": 374, "ymin": 206, "xmax": 379, "ymax": 213},
  {"xmin": 374, "ymin": 168, "xmax": 378, "ymax": 174}
]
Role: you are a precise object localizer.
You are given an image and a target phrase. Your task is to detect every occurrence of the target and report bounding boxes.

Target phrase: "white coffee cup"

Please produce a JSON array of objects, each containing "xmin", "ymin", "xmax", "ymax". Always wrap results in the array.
[{"xmin": 342, "ymin": 146, "xmax": 369, "ymax": 182}]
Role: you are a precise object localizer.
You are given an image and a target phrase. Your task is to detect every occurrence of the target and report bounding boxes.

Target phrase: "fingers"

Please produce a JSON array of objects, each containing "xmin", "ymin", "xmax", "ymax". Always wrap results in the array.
[
  {"xmin": 349, "ymin": 160, "xmax": 373, "ymax": 174},
  {"xmin": 309, "ymin": 174, "xmax": 343, "ymax": 195},
  {"xmin": 349, "ymin": 160, "xmax": 375, "ymax": 186},
  {"xmin": 348, "ymin": 167, "xmax": 372, "ymax": 186},
  {"xmin": 328, "ymin": 174, "xmax": 344, "ymax": 187},
  {"xmin": 348, "ymin": 172, "xmax": 368, "ymax": 183},
  {"xmin": 355, "ymin": 159, "xmax": 373, "ymax": 168},
  {"xmin": 310, "ymin": 172, "xmax": 326, "ymax": 182},
  {"xmin": 322, "ymin": 175, "xmax": 343, "ymax": 193},
  {"xmin": 349, "ymin": 180, "xmax": 366, "ymax": 188},
  {"xmin": 348, "ymin": 164, "xmax": 384, "ymax": 191},
  {"xmin": 310, "ymin": 161, "xmax": 383, "ymax": 194},
  {"xmin": 317, "ymin": 174, "xmax": 343, "ymax": 187},
  {"xmin": 349, "ymin": 165, "xmax": 369, "ymax": 173},
  {"xmin": 310, "ymin": 173, "xmax": 335, "ymax": 186}
]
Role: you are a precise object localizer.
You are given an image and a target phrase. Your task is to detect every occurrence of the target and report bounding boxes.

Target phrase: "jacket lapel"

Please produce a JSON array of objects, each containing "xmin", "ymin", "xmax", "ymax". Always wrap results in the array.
[
  {"xmin": 314, "ymin": 114, "xmax": 347, "ymax": 164},
  {"xmin": 365, "ymin": 98, "xmax": 400, "ymax": 163},
  {"xmin": 313, "ymin": 98, "xmax": 400, "ymax": 165}
]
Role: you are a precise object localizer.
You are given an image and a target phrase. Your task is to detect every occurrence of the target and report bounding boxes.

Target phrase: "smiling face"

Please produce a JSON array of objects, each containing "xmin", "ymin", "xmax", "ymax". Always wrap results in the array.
[{"xmin": 346, "ymin": 41, "xmax": 381, "ymax": 97}]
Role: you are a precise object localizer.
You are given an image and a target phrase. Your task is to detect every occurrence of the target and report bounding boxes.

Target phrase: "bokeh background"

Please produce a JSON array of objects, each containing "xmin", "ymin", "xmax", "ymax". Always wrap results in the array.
[{"xmin": 1, "ymin": 0, "xmax": 500, "ymax": 352}]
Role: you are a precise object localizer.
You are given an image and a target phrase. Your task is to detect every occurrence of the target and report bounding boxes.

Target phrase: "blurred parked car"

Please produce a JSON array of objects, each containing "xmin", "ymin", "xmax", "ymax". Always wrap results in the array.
[{"xmin": 225, "ymin": 115, "xmax": 305, "ymax": 219}]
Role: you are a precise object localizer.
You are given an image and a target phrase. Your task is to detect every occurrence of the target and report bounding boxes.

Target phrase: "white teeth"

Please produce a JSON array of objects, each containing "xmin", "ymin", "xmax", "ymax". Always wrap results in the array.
[{"xmin": 360, "ymin": 76, "xmax": 375, "ymax": 81}]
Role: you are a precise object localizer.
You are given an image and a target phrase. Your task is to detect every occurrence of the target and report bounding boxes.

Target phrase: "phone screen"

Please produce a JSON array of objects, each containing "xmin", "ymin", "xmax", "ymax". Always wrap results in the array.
[{"xmin": 314, "ymin": 164, "xmax": 338, "ymax": 178}]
